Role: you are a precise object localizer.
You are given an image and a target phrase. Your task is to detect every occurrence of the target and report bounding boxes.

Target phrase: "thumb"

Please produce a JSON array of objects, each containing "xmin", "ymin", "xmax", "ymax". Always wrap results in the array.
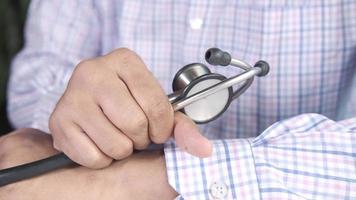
[{"xmin": 173, "ymin": 112, "xmax": 213, "ymax": 158}]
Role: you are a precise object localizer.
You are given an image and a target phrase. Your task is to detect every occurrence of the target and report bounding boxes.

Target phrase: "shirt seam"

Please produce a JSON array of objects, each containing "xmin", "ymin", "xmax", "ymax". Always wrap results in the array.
[{"xmin": 247, "ymin": 139, "xmax": 262, "ymax": 200}]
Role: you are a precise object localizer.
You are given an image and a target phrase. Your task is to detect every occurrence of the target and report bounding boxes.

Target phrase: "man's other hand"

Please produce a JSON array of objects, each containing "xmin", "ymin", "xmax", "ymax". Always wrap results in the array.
[
  {"xmin": 49, "ymin": 48, "xmax": 212, "ymax": 169},
  {"xmin": 0, "ymin": 129, "xmax": 178, "ymax": 200}
]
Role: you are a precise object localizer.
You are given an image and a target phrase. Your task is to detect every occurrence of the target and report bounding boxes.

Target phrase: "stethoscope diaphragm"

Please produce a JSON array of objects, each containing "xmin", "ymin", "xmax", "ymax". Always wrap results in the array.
[{"xmin": 172, "ymin": 63, "xmax": 232, "ymax": 123}]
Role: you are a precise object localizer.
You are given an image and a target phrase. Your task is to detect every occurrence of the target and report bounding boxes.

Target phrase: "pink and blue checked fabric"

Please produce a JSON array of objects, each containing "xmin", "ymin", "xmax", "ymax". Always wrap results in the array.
[
  {"xmin": 165, "ymin": 114, "xmax": 356, "ymax": 199},
  {"xmin": 8, "ymin": 0, "xmax": 356, "ymax": 199}
]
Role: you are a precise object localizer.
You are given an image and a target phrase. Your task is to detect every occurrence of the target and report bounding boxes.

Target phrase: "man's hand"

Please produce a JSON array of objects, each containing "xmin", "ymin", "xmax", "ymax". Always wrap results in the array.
[
  {"xmin": 0, "ymin": 129, "xmax": 178, "ymax": 200},
  {"xmin": 49, "ymin": 48, "xmax": 212, "ymax": 168}
]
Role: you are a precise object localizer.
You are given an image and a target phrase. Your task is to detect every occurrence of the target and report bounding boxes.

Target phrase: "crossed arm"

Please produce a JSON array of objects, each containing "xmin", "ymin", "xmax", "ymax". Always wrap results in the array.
[
  {"xmin": 0, "ymin": 128, "xmax": 178, "ymax": 200},
  {"xmin": 2, "ymin": 114, "xmax": 356, "ymax": 199}
]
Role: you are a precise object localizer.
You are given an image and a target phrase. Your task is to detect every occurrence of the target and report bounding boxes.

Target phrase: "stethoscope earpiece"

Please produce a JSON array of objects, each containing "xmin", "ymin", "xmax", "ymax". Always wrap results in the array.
[
  {"xmin": 205, "ymin": 48, "xmax": 231, "ymax": 66},
  {"xmin": 253, "ymin": 60, "xmax": 270, "ymax": 77}
]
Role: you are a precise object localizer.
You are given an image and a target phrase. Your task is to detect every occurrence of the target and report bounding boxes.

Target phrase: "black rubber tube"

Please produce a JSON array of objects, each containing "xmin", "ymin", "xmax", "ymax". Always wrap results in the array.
[{"xmin": 0, "ymin": 153, "xmax": 75, "ymax": 187}]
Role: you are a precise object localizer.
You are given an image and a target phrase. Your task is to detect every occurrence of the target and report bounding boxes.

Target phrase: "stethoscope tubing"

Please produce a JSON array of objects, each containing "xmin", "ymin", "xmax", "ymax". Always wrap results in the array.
[{"xmin": 0, "ymin": 153, "xmax": 72, "ymax": 187}]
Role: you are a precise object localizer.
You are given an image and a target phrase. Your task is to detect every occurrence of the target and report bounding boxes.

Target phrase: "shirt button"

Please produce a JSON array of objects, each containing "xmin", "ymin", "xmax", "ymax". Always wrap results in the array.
[
  {"xmin": 189, "ymin": 18, "xmax": 203, "ymax": 30},
  {"xmin": 209, "ymin": 181, "xmax": 228, "ymax": 199}
]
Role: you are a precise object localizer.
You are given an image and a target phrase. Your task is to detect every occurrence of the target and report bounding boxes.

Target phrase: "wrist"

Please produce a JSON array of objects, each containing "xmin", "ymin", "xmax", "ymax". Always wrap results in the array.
[{"xmin": 109, "ymin": 150, "xmax": 178, "ymax": 199}]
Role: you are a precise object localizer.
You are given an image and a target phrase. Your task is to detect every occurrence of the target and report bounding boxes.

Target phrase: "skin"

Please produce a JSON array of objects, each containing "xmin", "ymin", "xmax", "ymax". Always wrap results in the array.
[
  {"xmin": 0, "ymin": 129, "xmax": 178, "ymax": 200},
  {"xmin": 49, "ymin": 48, "xmax": 212, "ymax": 169}
]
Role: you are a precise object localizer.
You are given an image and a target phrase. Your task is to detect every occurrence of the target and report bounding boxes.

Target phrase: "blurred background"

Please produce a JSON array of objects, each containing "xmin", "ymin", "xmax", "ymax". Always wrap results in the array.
[{"xmin": 0, "ymin": 0, "xmax": 29, "ymax": 136}]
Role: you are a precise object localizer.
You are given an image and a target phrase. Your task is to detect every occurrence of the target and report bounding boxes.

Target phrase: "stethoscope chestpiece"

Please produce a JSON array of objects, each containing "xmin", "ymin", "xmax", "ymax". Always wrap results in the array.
[
  {"xmin": 172, "ymin": 63, "xmax": 233, "ymax": 124},
  {"xmin": 169, "ymin": 47, "xmax": 270, "ymax": 124}
]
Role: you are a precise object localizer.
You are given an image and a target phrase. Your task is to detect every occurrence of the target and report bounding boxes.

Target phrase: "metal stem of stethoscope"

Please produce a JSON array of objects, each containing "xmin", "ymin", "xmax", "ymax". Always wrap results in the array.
[{"xmin": 230, "ymin": 58, "xmax": 252, "ymax": 70}]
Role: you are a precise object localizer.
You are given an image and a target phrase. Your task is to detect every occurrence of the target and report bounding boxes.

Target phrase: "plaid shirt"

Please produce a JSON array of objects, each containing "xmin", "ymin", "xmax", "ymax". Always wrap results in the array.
[{"xmin": 8, "ymin": 0, "xmax": 356, "ymax": 199}]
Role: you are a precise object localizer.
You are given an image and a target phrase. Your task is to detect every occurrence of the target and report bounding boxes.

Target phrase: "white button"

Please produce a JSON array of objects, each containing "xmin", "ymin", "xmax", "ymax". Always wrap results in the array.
[
  {"xmin": 189, "ymin": 18, "xmax": 203, "ymax": 30},
  {"xmin": 209, "ymin": 181, "xmax": 228, "ymax": 199}
]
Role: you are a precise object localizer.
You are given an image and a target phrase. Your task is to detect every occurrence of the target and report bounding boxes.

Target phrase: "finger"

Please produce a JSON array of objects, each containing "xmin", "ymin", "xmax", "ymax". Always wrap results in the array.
[
  {"xmin": 103, "ymin": 49, "xmax": 174, "ymax": 144},
  {"xmin": 50, "ymin": 119, "xmax": 112, "ymax": 169},
  {"xmin": 75, "ymin": 101, "xmax": 134, "ymax": 160},
  {"xmin": 96, "ymin": 78, "xmax": 150, "ymax": 150},
  {"xmin": 173, "ymin": 112, "xmax": 212, "ymax": 158}
]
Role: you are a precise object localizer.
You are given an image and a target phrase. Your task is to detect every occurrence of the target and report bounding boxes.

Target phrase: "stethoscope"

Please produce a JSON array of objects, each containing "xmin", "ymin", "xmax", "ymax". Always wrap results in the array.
[{"xmin": 0, "ymin": 48, "xmax": 269, "ymax": 187}]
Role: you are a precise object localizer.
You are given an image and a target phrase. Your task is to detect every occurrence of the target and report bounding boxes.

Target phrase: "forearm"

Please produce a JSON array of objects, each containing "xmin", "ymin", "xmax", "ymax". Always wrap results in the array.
[
  {"xmin": 0, "ymin": 129, "xmax": 108, "ymax": 199},
  {"xmin": 2, "ymin": 154, "xmax": 174, "ymax": 200},
  {"xmin": 0, "ymin": 129, "xmax": 178, "ymax": 200}
]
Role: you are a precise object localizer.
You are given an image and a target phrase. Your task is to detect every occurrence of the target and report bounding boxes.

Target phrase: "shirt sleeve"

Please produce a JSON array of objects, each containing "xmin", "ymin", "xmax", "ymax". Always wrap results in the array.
[
  {"xmin": 164, "ymin": 113, "xmax": 356, "ymax": 199},
  {"xmin": 7, "ymin": 0, "xmax": 101, "ymax": 132}
]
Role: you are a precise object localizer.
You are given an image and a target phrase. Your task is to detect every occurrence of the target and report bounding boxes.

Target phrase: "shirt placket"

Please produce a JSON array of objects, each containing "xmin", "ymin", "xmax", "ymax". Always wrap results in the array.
[{"xmin": 183, "ymin": 1, "xmax": 209, "ymax": 64}]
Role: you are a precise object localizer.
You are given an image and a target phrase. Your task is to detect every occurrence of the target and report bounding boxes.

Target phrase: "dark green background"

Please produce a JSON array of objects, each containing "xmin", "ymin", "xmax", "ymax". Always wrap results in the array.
[{"xmin": 0, "ymin": 0, "xmax": 29, "ymax": 135}]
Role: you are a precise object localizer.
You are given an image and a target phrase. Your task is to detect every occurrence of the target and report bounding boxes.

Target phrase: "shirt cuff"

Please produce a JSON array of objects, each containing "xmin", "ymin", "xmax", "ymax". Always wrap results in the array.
[
  {"xmin": 32, "ymin": 66, "xmax": 73, "ymax": 133},
  {"xmin": 164, "ymin": 139, "xmax": 261, "ymax": 199}
]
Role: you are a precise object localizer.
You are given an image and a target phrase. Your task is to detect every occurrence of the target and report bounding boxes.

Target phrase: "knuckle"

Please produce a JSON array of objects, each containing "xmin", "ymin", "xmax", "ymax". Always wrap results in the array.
[
  {"xmin": 148, "ymin": 99, "xmax": 171, "ymax": 121},
  {"xmin": 49, "ymin": 137, "xmax": 63, "ymax": 155},
  {"xmin": 72, "ymin": 59, "xmax": 103, "ymax": 85},
  {"xmin": 134, "ymin": 139, "xmax": 150, "ymax": 150},
  {"xmin": 146, "ymin": 99, "xmax": 173, "ymax": 143},
  {"xmin": 48, "ymin": 114, "xmax": 65, "ymax": 142},
  {"xmin": 56, "ymin": 92, "xmax": 85, "ymax": 114},
  {"xmin": 74, "ymin": 60, "xmax": 94, "ymax": 76},
  {"xmin": 111, "ymin": 47, "xmax": 132, "ymax": 55},
  {"xmin": 108, "ymin": 141, "xmax": 133, "ymax": 160},
  {"xmin": 150, "ymin": 134, "xmax": 168, "ymax": 144},
  {"xmin": 86, "ymin": 151, "xmax": 112, "ymax": 169},
  {"xmin": 109, "ymin": 48, "xmax": 142, "ymax": 69},
  {"xmin": 52, "ymin": 140, "xmax": 60, "ymax": 151},
  {"xmin": 130, "ymin": 113, "xmax": 148, "ymax": 134},
  {"xmin": 76, "ymin": 59, "xmax": 95, "ymax": 71},
  {"xmin": 48, "ymin": 113, "xmax": 59, "ymax": 133},
  {"xmin": 52, "ymin": 136, "xmax": 64, "ymax": 152},
  {"xmin": 111, "ymin": 48, "xmax": 136, "ymax": 60}
]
